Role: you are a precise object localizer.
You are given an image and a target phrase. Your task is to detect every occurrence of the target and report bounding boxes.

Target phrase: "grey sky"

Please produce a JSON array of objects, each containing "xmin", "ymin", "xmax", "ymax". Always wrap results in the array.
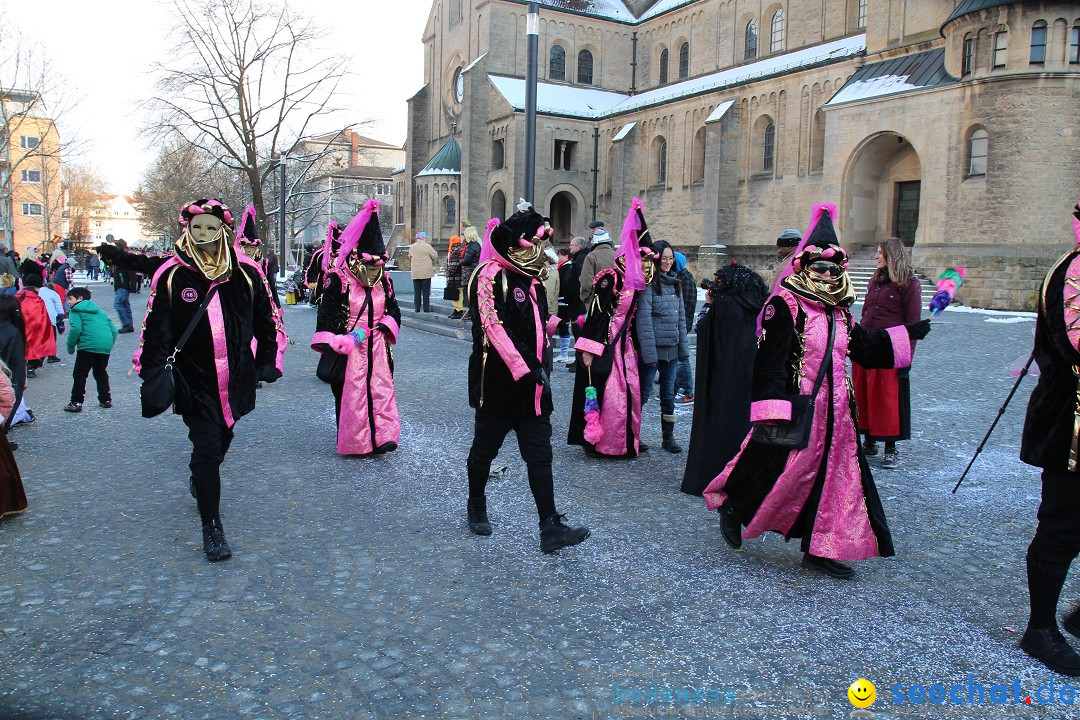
[{"xmin": 13, "ymin": 0, "xmax": 432, "ymax": 193}]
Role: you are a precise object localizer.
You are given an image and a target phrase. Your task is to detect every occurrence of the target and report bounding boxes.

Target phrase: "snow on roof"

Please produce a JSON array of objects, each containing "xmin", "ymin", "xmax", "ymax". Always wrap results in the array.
[
  {"xmin": 612, "ymin": 122, "xmax": 635, "ymax": 141},
  {"xmin": 533, "ymin": 0, "xmax": 633, "ymax": 22},
  {"xmin": 610, "ymin": 33, "xmax": 865, "ymax": 115},
  {"xmin": 488, "ymin": 34, "xmax": 865, "ymax": 120},
  {"xmin": 824, "ymin": 48, "xmax": 956, "ymax": 107},
  {"xmin": 488, "ymin": 75, "xmax": 628, "ymax": 119},
  {"xmin": 704, "ymin": 100, "xmax": 734, "ymax": 124},
  {"xmin": 637, "ymin": 0, "xmax": 698, "ymax": 21},
  {"xmin": 463, "ymin": 53, "xmax": 487, "ymax": 73},
  {"xmin": 529, "ymin": 0, "xmax": 698, "ymax": 24}
]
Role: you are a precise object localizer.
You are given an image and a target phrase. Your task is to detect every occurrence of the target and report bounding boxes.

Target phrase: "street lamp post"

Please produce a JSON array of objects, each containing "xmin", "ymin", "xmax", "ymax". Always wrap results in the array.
[
  {"xmin": 279, "ymin": 156, "xmax": 288, "ymax": 282},
  {"xmin": 524, "ymin": 2, "xmax": 539, "ymax": 205}
]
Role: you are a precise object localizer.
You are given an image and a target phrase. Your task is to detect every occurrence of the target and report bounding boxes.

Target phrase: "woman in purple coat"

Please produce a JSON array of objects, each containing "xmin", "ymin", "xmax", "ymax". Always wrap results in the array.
[{"xmin": 852, "ymin": 236, "xmax": 922, "ymax": 469}]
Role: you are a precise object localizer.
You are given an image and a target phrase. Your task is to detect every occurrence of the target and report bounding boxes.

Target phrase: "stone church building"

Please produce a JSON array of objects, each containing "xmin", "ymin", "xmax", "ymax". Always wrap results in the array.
[{"xmin": 400, "ymin": 0, "xmax": 1080, "ymax": 309}]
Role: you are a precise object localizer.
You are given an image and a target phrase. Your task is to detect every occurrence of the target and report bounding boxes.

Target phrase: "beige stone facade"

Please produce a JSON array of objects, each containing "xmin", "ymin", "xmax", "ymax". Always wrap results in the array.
[{"xmin": 404, "ymin": 0, "xmax": 1080, "ymax": 309}]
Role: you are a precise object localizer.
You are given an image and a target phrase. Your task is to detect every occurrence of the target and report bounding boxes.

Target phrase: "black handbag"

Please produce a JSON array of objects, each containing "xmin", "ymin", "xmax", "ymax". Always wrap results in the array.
[
  {"xmin": 315, "ymin": 293, "xmax": 370, "ymax": 385},
  {"xmin": 315, "ymin": 350, "xmax": 347, "ymax": 385},
  {"xmin": 750, "ymin": 312, "xmax": 836, "ymax": 449},
  {"xmin": 442, "ymin": 286, "xmax": 459, "ymax": 301},
  {"xmin": 140, "ymin": 285, "xmax": 218, "ymax": 418}
]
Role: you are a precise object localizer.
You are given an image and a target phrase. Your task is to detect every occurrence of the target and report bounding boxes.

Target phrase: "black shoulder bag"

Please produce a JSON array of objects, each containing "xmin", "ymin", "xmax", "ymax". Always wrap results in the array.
[
  {"xmin": 140, "ymin": 285, "xmax": 219, "ymax": 418},
  {"xmin": 750, "ymin": 310, "xmax": 836, "ymax": 450},
  {"xmin": 315, "ymin": 290, "xmax": 370, "ymax": 385}
]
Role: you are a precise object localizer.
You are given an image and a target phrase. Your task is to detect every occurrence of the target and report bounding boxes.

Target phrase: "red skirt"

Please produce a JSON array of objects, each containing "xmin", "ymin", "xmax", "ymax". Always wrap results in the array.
[
  {"xmin": 0, "ymin": 433, "xmax": 26, "ymax": 520},
  {"xmin": 852, "ymin": 363, "xmax": 911, "ymax": 441}
]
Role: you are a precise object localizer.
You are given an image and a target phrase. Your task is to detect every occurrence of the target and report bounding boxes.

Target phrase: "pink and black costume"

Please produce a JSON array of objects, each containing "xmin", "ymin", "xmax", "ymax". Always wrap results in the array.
[
  {"xmin": 464, "ymin": 205, "xmax": 589, "ymax": 553},
  {"xmin": 311, "ymin": 200, "xmax": 401, "ymax": 456},
  {"xmin": 105, "ymin": 199, "xmax": 284, "ymax": 562},
  {"xmin": 305, "ymin": 222, "xmax": 341, "ymax": 307},
  {"xmin": 702, "ymin": 204, "xmax": 929, "ymax": 577},
  {"xmin": 568, "ymin": 199, "xmax": 655, "ymax": 458},
  {"xmin": 1017, "ymin": 199, "xmax": 1080, "ymax": 673}
]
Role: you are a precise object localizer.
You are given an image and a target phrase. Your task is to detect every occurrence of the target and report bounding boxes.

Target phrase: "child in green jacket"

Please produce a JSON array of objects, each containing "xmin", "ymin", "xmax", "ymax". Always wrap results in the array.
[{"xmin": 64, "ymin": 287, "xmax": 118, "ymax": 412}]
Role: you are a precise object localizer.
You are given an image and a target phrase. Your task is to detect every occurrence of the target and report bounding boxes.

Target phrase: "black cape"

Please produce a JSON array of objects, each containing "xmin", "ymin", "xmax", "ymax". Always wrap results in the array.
[{"xmin": 681, "ymin": 286, "xmax": 765, "ymax": 495}]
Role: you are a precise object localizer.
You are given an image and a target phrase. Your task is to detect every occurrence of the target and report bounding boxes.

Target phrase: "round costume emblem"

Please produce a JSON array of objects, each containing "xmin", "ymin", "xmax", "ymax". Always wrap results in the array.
[
  {"xmin": 513, "ymin": 287, "xmax": 526, "ymax": 303},
  {"xmin": 763, "ymin": 304, "xmax": 776, "ymax": 321},
  {"xmin": 181, "ymin": 288, "xmax": 199, "ymax": 303}
]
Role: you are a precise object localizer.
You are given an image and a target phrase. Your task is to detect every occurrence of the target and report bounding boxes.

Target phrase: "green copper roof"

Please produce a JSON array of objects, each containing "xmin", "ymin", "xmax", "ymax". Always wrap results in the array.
[{"xmin": 416, "ymin": 138, "xmax": 461, "ymax": 177}]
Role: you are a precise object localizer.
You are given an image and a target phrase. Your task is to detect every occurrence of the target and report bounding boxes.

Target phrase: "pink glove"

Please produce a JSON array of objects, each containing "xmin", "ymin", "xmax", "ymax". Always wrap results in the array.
[
  {"xmin": 328, "ymin": 333, "xmax": 358, "ymax": 354},
  {"xmin": 329, "ymin": 328, "xmax": 369, "ymax": 354}
]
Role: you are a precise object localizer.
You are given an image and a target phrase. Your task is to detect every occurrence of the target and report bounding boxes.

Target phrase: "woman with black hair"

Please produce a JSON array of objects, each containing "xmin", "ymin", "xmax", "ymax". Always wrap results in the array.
[
  {"xmin": 635, "ymin": 240, "xmax": 689, "ymax": 453},
  {"xmin": 681, "ymin": 262, "xmax": 769, "ymax": 495},
  {"xmin": 0, "ymin": 294, "xmax": 27, "ymax": 433}
]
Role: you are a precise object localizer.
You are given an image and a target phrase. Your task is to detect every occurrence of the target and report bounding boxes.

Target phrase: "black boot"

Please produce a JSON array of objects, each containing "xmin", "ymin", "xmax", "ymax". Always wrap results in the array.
[
  {"xmin": 201, "ymin": 518, "xmax": 232, "ymax": 562},
  {"xmin": 638, "ymin": 439, "xmax": 649, "ymax": 453},
  {"xmin": 801, "ymin": 553, "xmax": 854, "ymax": 579},
  {"xmin": 719, "ymin": 504, "xmax": 743, "ymax": 550},
  {"xmin": 1064, "ymin": 606, "xmax": 1080, "ymax": 639},
  {"xmin": 1020, "ymin": 626, "xmax": 1080, "ymax": 676},
  {"xmin": 661, "ymin": 416, "xmax": 681, "ymax": 454},
  {"xmin": 467, "ymin": 498, "xmax": 492, "ymax": 536},
  {"xmin": 539, "ymin": 513, "xmax": 590, "ymax": 554}
]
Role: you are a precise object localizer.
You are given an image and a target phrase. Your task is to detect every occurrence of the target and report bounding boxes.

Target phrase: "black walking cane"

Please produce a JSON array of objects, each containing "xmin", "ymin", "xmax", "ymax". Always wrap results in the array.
[{"xmin": 952, "ymin": 351, "xmax": 1036, "ymax": 493}]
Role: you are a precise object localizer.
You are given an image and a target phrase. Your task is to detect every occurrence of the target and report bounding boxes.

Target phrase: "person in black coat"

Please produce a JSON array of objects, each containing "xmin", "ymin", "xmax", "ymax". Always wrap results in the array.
[
  {"xmin": 305, "ymin": 222, "xmax": 342, "ymax": 307},
  {"xmin": 100, "ymin": 199, "xmax": 284, "ymax": 562},
  {"xmin": 681, "ymin": 262, "xmax": 768, "ymax": 495},
  {"xmin": 0, "ymin": 295, "xmax": 27, "ymax": 433},
  {"xmin": 1017, "ymin": 199, "xmax": 1080, "ymax": 675},
  {"xmin": 465, "ymin": 206, "xmax": 589, "ymax": 554}
]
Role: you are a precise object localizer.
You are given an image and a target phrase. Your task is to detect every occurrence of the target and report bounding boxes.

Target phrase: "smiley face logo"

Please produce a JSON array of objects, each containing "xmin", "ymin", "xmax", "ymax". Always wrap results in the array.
[{"xmin": 848, "ymin": 679, "xmax": 876, "ymax": 709}]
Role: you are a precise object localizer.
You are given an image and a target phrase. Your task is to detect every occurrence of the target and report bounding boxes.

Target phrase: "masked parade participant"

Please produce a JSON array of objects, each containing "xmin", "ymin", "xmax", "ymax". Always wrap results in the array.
[
  {"xmin": 305, "ymin": 221, "xmax": 342, "ymax": 306},
  {"xmin": 701, "ymin": 203, "xmax": 930, "ymax": 580},
  {"xmin": 681, "ymin": 262, "xmax": 769, "ymax": 496},
  {"xmin": 311, "ymin": 200, "xmax": 401, "ymax": 456},
  {"xmin": 1016, "ymin": 199, "xmax": 1080, "ymax": 675},
  {"xmin": 100, "ymin": 199, "xmax": 284, "ymax": 562},
  {"xmin": 465, "ymin": 202, "xmax": 589, "ymax": 554},
  {"xmin": 568, "ymin": 198, "xmax": 657, "ymax": 458}
]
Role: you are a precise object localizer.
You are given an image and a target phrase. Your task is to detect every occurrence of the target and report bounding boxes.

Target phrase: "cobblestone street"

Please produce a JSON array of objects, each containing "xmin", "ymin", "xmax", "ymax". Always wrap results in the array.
[{"xmin": 0, "ymin": 280, "xmax": 1071, "ymax": 720}]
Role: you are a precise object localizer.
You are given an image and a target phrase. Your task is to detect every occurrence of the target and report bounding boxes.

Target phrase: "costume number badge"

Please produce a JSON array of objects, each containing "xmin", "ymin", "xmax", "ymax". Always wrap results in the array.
[
  {"xmin": 763, "ymin": 304, "xmax": 775, "ymax": 321},
  {"xmin": 181, "ymin": 288, "xmax": 199, "ymax": 303},
  {"xmin": 513, "ymin": 288, "xmax": 527, "ymax": 303}
]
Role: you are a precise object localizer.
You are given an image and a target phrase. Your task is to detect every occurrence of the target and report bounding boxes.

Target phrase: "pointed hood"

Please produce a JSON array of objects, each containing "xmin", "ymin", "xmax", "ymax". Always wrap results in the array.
[
  {"xmin": 234, "ymin": 205, "xmax": 263, "ymax": 259},
  {"xmin": 337, "ymin": 200, "xmax": 385, "ymax": 263},
  {"xmin": 322, "ymin": 221, "xmax": 341, "ymax": 272},
  {"xmin": 480, "ymin": 206, "xmax": 546, "ymax": 276},
  {"xmin": 758, "ymin": 203, "xmax": 843, "ymax": 332},
  {"xmin": 615, "ymin": 198, "xmax": 652, "ymax": 291}
]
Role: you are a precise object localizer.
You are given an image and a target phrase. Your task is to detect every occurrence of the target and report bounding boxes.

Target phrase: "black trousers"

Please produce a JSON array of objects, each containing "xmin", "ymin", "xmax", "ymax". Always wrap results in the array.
[
  {"xmin": 70, "ymin": 350, "xmax": 111, "ymax": 404},
  {"xmin": 1026, "ymin": 468, "xmax": 1080, "ymax": 627},
  {"xmin": 467, "ymin": 410, "xmax": 556, "ymax": 521},
  {"xmin": 412, "ymin": 278, "xmax": 431, "ymax": 312},
  {"xmin": 182, "ymin": 414, "xmax": 235, "ymax": 523}
]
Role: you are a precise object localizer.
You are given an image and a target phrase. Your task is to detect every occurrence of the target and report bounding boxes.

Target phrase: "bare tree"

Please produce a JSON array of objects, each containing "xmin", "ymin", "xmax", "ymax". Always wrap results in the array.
[
  {"xmin": 63, "ymin": 164, "xmax": 109, "ymax": 246},
  {"xmin": 144, "ymin": 0, "xmax": 351, "ymax": 247},
  {"xmin": 0, "ymin": 13, "xmax": 86, "ymax": 253},
  {"xmin": 135, "ymin": 137, "xmax": 249, "ymax": 246}
]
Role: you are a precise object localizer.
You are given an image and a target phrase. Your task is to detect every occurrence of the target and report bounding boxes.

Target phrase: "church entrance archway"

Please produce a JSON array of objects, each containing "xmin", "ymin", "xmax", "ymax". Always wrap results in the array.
[
  {"xmin": 549, "ymin": 191, "xmax": 575, "ymax": 242},
  {"xmin": 841, "ymin": 133, "xmax": 923, "ymax": 248}
]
